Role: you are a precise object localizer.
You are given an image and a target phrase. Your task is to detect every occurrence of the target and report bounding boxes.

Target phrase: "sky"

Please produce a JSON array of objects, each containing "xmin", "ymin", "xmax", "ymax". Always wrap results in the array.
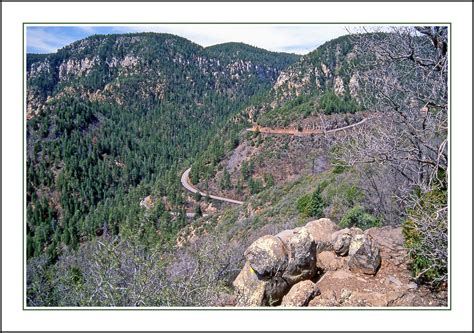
[{"xmin": 26, "ymin": 24, "xmax": 351, "ymax": 55}]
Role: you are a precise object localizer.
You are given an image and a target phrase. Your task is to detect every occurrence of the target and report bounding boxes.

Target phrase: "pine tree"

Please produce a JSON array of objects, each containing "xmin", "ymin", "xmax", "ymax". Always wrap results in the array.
[{"xmin": 220, "ymin": 169, "xmax": 231, "ymax": 190}]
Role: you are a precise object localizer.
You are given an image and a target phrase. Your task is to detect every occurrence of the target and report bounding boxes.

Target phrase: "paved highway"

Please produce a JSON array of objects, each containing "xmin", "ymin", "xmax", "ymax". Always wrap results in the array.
[
  {"xmin": 180, "ymin": 117, "xmax": 370, "ymax": 207},
  {"xmin": 181, "ymin": 168, "xmax": 244, "ymax": 205}
]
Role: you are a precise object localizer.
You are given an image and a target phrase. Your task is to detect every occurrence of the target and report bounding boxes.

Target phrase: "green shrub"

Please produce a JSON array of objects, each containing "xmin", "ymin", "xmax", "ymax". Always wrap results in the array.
[
  {"xmin": 296, "ymin": 194, "xmax": 311, "ymax": 215},
  {"xmin": 193, "ymin": 204, "xmax": 203, "ymax": 218},
  {"xmin": 194, "ymin": 191, "xmax": 202, "ymax": 201},
  {"xmin": 332, "ymin": 165, "xmax": 348, "ymax": 174},
  {"xmin": 263, "ymin": 173, "xmax": 275, "ymax": 188},
  {"xmin": 220, "ymin": 169, "xmax": 231, "ymax": 190},
  {"xmin": 248, "ymin": 177, "xmax": 263, "ymax": 195},
  {"xmin": 402, "ymin": 187, "xmax": 447, "ymax": 287},
  {"xmin": 319, "ymin": 91, "xmax": 361, "ymax": 114},
  {"xmin": 339, "ymin": 205, "xmax": 380, "ymax": 230},
  {"xmin": 297, "ymin": 185, "xmax": 325, "ymax": 219},
  {"xmin": 343, "ymin": 184, "xmax": 364, "ymax": 207}
]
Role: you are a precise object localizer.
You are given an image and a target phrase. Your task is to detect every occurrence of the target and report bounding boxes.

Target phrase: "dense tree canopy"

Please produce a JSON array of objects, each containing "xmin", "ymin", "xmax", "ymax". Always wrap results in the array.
[{"xmin": 26, "ymin": 33, "xmax": 298, "ymax": 262}]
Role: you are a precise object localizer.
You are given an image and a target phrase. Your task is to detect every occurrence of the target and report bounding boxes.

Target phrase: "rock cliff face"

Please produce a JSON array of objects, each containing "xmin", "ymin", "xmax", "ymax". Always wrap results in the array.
[
  {"xmin": 26, "ymin": 33, "xmax": 298, "ymax": 119},
  {"xmin": 270, "ymin": 35, "xmax": 360, "ymax": 104},
  {"xmin": 232, "ymin": 218, "xmax": 446, "ymax": 307},
  {"xmin": 243, "ymin": 35, "xmax": 365, "ymax": 127}
]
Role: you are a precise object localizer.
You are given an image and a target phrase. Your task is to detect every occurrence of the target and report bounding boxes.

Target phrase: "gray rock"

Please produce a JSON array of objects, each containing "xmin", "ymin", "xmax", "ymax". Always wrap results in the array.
[
  {"xmin": 348, "ymin": 234, "xmax": 381, "ymax": 275},
  {"xmin": 275, "ymin": 228, "xmax": 302, "ymax": 243},
  {"xmin": 281, "ymin": 280, "xmax": 320, "ymax": 307},
  {"xmin": 233, "ymin": 261, "xmax": 292, "ymax": 306},
  {"xmin": 349, "ymin": 227, "xmax": 364, "ymax": 237},
  {"xmin": 316, "ymin": 250, "xmax": 347, "ymax": 271},
  {"xmin": 385, "ymin": 275, "xmax": 403, "ymax": 288},
  {"xmin": 339, "ymin": 288, "xmax": 352, "ymax": 304},
  {"xmin": 277, "ymin": 227, "xmax": 317, "ymax": 284},
  {"xmin": 236, "ymin": 230, "xmax": 319, "ymax": 306},
  {"xmin": 407, "ymin": 282, "xmax": 418, "ymax": 290},
  {"xmin": 233, "ymin": 261, "xmax": 267, "ymax": 306},
  {"xmin": 305, "ymin": 218, "xmax": 339, "ymax": 252},
  {"xmin": 331, "ymin": 228, "xmax": 352, "ymax": 256},
  {"xmin": 263, "ymin": 276, "xmax": 292, "ymax": 306},
  {"xmin": 244, "ymin": 235, "xmax": 288, "ymax": 279}
]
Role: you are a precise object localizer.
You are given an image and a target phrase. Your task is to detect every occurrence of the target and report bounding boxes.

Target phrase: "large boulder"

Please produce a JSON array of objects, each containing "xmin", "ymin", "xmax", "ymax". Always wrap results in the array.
[
  {"xmin": 233, "ymin": 261, "xmax": 292, "ymax": 306},
  {"xmin": 331, "ymin": 227, "xmax": 363, "ymax": 256},
  {"xmin": 234, "ymin": 221, "xmax": 447, "ymax": 307},
  {"xmin": 281, "ymin": 280, "xmax": 320, "ymax": 307},
  {"xmin": 263, "ymin": 276, "xmax": 292, "ymax": 305},
  {"xmin": 304, "ymin": 218, "xmax": 339, "ymax": 252},
  {"xmin": 365, "ymin": 226, "xmax": 406, "ymax": 265},
  {"xmin": 348, "ymin": 234, "xmax": 381, "ymax": 275},
  {"xmin": 316, "ymin": 251, "xmax": 347, "ymax": 271},
  {"xmin": 233, "ymin": 261, "xmax": 267, "ymax": 306},
  {"xmin": 331, "ymin": 228, "xmax": 352, "ymax": 256},
  {"xmin": 235, "ymin": 228, "xmax": 320, "ymax": 306},
  {"xmin": 244, "ymin": 235, "xmax": 288, "ymax": 279},
  {"xmin": 276, "ymin": 227, "xmax": 317, "ymax": 284}
]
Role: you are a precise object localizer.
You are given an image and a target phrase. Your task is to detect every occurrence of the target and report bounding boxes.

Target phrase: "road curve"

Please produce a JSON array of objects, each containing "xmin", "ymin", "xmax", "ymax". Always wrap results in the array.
[
  {"xmin": 181, "ymin": 118, "xmax": 370, "ymax": 206},
  {"xmin": 181, "ymin": 168, "xmax": 244, "ymax": 205},
  {"xmin": 246, "ymin": 117, "xmax": 368, "ymax": 136}
]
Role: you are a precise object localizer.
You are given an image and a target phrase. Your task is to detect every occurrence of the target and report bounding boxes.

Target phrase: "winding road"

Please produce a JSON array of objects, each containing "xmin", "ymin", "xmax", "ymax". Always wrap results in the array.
[
  {"xmin": 181, "ymin": 167, "xmax": 244, "ymax": 205},
  {"xmin": 180, "ymin": 117, "xmax": 371, "ymax": 206},
  {"xmin": 246, "ymin": 117, "xmax": 368, "ymax": 136}
]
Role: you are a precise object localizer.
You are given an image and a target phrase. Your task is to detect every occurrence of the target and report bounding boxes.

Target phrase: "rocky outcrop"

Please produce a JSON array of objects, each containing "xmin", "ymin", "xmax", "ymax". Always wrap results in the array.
[
  {"xmin": 281, "ymin": 280, "xmax": 320, "ymax": 306},
  {"xmin": 273, "ymin": 69, "xmax": 312, "ymax": 99},
  {"xmin": 233, "ymin": 234, "xmax": 295, "ymax": 306},
  {"xmin": 304, "ymin": 218, "xmax": 338, "ymax": 252},
  {"xmin": 26, "ymin": 88, "xmax": 46, "ymax": 119},
  {"xmin": 321, "ymin": 63, "xmax": 331, "ymax": 77},
  {"xmin": 233, "ymin": 261, "xmax": 267, "ymax": 306},
  {"xmin": 106, "ymin": 55, "xmax": 140, "ymax": 69},
  {"xmin": 334, "ymin": 76, "xmax": 345, "ymax": 96},
  {"xmin": 330, "ymin": 227, "xmax": 381, "ymax": 275},
  {"xmin": 233, "ymin": 219, "xmax": 331, "ymax": 306},
  {"xmin": 347, "ymin": 233, "xmax": 381, "ymax": 275},
  {"xmin": 58, "ymin": 57, "xmax": 99, "ymax": 81},
  {"xmin": 233, "ymin": 219, "xmax": 446, "ymax": 307},
  {"xmin": 277, "ymin": 227, "xmax": 317, "ymax": 285},
  {"xmin": 28, "ymin": 59, "xmax": 52, "ymax": 79},
  {"xmin": 244, "ymin": 235, "xmax": 288, "ymax": 279},
  {"xmin": 349, "ymin": 73, "xmax": 360, "ymax": 98}
]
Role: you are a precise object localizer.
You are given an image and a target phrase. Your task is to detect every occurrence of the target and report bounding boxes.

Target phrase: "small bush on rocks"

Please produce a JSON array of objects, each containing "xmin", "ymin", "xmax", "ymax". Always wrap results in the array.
[{"xmin": 339, "ymin": 205, "xmax": 380, "ymax": 230}]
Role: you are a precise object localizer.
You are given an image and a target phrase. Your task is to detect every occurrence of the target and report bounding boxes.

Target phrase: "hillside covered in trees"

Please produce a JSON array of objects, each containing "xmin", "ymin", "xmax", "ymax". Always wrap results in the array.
[
  {"xmin": 26, "ymin": 32, "xmax": 298, "ymax": 260},
  {"xmin": 26, "ymin": 28, "xmax": 448, "ymax": 307}
]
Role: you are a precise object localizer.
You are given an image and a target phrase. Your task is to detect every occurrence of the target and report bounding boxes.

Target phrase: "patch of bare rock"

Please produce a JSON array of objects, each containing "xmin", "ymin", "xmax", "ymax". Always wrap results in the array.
[{"xmin": 232, "ymin": 218, "xmax": 446, "ymax": 307}]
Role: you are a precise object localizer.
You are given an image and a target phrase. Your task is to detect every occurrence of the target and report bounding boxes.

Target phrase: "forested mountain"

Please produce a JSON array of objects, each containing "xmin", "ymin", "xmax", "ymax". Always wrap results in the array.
[
  {"xmin": 189, "ymin": 35, "xmax": 365, "ymax": 188},
  {"xmin": 27, "ymin": 33, "xmax": 298, "ymax": 117},
  {"xmin": 26, "ymin": 32, "xmax": 298, "ymax": 260},
  {"xmin": 26, "ymin": 28, "xmax": 448, "ymax": 307},
  {"xmin": 247, "ymin": 35, "xmax": 364, "ymax": 127}
]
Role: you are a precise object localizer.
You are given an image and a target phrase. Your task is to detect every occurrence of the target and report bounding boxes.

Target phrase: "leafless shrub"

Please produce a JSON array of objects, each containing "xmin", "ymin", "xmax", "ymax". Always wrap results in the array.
[
  {"xmin": 26, "ymin": 231, "xmax": 245, "ymax": 307},
  {"xmin": 333, "ymin": 26, "xmax": 448, "ymax": 286}
]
